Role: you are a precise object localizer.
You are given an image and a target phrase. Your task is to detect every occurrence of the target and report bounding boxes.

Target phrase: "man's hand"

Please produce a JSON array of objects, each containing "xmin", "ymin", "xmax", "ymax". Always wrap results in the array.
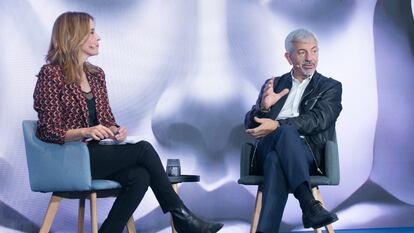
[
  {"xmin": 260, "ymin": 77, "xmax": 289, "ymax": 110},
  {"xmin": 246, "ymin": 117, "xmax": 279, "ymax": 138}
]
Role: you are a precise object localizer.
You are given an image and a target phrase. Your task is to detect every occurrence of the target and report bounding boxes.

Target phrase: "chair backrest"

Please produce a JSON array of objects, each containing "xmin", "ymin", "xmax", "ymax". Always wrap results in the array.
[
  {"xmin": 238, "ymin": 142, "xmax": 264, "ymax": 185},
  {"xmin": 22, "ymin": 120, "xmax": 93, "ymax": 192},
  {"xmin": 320, "ymin": 132, "xmax": 340, "ymax": 185}
]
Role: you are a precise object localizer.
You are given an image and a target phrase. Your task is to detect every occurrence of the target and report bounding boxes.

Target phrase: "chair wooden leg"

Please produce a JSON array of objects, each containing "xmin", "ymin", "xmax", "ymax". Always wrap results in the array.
[
  {"xmin": 250, "ymin": 188, "xmax": 262, "ymax": 233},
  {"xmin": 311, "ymin": 187, "xmax": 323, "ymax": 205},
  {"xmin": 39, "ymin": 195, "xmax": 62, "ymax": 233},
  {"xmin": 325, "ymin": 224, "xmax": 335, "ymax": 233},
  {"xmin": 126, "ymin": 216, "xmax": 137, "ymax": 233},
  {"xmin": 90, "ymin": 193, "xmax": 98, "ymax": 233},
  {"xmin": 78, "ymin": 198, "xmax": 85, "ymax": 233},
  {"xmin": 313, "ymin": 228, "xmax": 323, "ymax": 233},
  {"xmin": 172, "ymin": 183, "xmax": 178, "ymax": 193},
  {"xmin": 171, "ymin": 183, "xmax": 178, "ymax": 233},
  {"xmin": 312, "ymin": 187, "xmax": 335, "ymax": 233}
]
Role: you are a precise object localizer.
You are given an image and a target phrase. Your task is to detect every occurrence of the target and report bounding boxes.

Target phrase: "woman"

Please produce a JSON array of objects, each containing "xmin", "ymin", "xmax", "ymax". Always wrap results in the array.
[{"xmin": 33, "ymin": 11, "xmax": 223, "ymax": 233}]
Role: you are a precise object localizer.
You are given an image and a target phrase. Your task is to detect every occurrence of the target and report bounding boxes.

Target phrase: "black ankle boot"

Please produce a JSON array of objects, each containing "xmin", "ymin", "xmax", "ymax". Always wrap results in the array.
[
  {"xmin": 302, "ymin": 200, "xmax": 338, "ymax": 229},
  {"xmin": 170, "ymin": 205, "xmax": 223, "ymax": 233}
]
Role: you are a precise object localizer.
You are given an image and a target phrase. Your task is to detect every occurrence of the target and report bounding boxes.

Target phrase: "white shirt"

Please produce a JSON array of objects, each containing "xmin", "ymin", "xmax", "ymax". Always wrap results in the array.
[{"xmin": 276, "ymin": 72, "xmax": 313, "ymax": 120}]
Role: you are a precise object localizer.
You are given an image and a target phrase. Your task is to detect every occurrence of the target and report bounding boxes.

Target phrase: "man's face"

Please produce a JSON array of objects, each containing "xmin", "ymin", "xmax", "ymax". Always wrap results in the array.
[{"xmin": 285, "ymin": 39, "xmax": 319, "ymax": 79}]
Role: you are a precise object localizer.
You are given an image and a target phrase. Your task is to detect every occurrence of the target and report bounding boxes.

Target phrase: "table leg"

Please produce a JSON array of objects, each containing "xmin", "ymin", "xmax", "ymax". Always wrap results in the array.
[{"xmin": 171, "ymin": 183, "xmax": 178, "ymax": 233}]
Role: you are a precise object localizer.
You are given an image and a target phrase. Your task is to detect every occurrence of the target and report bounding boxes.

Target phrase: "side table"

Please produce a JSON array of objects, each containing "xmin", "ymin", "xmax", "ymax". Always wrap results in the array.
[{"xmin": 168, "ymin": 175, "xmax": 200, "ymax": 233}]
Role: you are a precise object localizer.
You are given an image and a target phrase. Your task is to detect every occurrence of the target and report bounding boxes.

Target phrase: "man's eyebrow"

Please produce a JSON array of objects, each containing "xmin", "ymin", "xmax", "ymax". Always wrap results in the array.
[{"xmin": 297, "ymin": 47, "xmax": 318, "ymax": 52}]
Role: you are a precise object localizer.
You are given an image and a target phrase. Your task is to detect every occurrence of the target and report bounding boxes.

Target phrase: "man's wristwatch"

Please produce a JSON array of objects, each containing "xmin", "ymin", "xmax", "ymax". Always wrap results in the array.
[{"xmin": 259, "ymin": 106, "xmax": 270, "ymax": 113}]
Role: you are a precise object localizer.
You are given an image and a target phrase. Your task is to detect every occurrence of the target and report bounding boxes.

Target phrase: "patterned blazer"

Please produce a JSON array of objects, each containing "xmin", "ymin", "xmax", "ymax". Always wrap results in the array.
[{"xmin": 33, "ymin": 64, "xmax": 117, "ymax": 144}]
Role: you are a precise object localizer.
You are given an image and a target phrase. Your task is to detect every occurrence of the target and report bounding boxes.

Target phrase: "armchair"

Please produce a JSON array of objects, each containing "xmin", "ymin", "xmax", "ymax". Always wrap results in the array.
[
  {"xmin": 22, "ymin": 120, "xmax": 136, "ymax": 233},
  {"xmin": 238, "ymin": 134, "xmax": 340, "ymax": 233}
]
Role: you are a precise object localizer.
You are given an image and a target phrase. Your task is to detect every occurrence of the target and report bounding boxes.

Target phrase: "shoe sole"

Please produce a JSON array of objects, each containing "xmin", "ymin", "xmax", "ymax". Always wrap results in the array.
[
  {"xmin": 213, "ymin": 223, "xmax": 224, "ymax": 232},
  {"xmin": 308, "ymin": 215, "xmax": 339, "ymax": 229}
]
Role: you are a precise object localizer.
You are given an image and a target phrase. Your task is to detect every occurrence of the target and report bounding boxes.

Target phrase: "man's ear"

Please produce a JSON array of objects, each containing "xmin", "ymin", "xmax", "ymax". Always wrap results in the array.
[{"xmin": 284, "ymin": 52, "xmax": 293, "ymax": 65}]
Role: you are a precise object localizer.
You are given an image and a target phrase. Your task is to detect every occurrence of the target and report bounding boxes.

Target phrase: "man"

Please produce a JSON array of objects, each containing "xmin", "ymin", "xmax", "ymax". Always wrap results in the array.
[{"xmin": 245, "ymin": 29, "xmax": 342, "ymax": 233}]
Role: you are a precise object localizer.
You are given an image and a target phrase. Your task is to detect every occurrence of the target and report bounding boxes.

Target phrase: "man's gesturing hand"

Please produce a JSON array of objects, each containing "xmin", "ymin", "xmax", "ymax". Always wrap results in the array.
[
  {"xmin": 246, "ymin": 117, "xmax": 279, "ymax": 138},
  {"xmin": 260, "ymin": 77, "xmax": 289, "ymax": 110}
]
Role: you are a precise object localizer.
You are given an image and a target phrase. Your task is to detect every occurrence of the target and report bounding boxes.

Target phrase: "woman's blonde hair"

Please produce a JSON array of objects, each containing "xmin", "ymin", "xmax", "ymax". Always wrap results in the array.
[{"xmin": 47, "ymin": 11, "xmax": 97, "ymax": 84}]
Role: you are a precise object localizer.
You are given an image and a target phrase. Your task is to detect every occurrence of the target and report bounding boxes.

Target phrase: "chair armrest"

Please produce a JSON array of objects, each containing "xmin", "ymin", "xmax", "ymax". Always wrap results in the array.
[
  {"xmin": 324, "ymin": 140, "xmax": 340, "ymax": 185},
  {"xmin": 22, "ymin": 120, "xmax": 92, "ymax": 192}
]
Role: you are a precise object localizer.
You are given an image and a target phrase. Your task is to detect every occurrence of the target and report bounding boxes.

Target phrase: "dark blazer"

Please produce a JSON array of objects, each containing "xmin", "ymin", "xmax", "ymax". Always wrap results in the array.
[
  {"xmin": 245, "ymin": 71, "xmax": 342, "ymax": 173},
  {"xmin": 33, "ymin": 64, "xmax": 117, "ymax": 144}
]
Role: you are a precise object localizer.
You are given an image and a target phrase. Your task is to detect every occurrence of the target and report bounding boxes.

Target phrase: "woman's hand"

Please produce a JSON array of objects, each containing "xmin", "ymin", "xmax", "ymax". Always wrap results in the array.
[
  {"xmin": 83, "ymin": 124, "xmax": 114, "ymax": 141},
  {"xmin": 110, "ymin": 126, "xmax": 128, "ymax": 142}
]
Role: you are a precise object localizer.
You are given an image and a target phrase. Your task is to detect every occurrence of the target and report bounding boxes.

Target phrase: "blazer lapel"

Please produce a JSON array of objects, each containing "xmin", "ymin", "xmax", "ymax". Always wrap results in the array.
[{"xmin": 301, "ymin": 72, "xmax": 321, "ymax": 102}]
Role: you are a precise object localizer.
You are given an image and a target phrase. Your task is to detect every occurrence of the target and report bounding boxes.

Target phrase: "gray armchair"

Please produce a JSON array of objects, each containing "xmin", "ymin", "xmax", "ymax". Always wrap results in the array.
[{"xmin": 238, "ymin": 133, "xmax": 340, "ymax": 233}]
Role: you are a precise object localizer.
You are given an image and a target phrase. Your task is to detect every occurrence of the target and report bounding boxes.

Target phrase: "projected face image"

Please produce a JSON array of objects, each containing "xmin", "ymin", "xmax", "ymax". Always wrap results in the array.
[{"xmin": 1, "ymin": 0, "xmax": 413, "ymax": 232}]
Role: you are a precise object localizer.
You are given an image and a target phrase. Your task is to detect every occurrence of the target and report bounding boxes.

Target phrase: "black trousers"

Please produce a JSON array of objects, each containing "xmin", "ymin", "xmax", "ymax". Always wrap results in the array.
[
  {"xmin": 256, "ymin": 125, "xmax": 313, "ymax": 233},
  {"xmin": 88, "ymin": 140, "xmax": 182, "ymax": 233}
]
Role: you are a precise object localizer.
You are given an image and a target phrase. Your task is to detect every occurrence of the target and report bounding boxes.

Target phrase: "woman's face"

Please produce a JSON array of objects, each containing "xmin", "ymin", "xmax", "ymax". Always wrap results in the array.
[{"xmin": 80, "ymin": 19, "xmax": 100, "ymax": 60}]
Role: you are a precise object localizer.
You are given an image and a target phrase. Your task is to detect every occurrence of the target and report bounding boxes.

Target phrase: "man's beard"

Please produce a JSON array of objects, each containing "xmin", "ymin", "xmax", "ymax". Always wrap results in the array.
[
  {"xmin": 301, "ymin": 67, "xmax": 314, "ymax": 77},
  {"xmin": 300, "ymin": 61, "xmax": 315, "ymax": 77}
]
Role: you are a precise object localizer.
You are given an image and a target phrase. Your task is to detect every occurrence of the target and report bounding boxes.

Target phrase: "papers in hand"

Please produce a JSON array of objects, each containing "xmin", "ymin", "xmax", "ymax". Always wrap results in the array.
[
  {"xmin": 98, "ymin": 136, "xmax": 141, "ymax": 145},
  {"xmin": 123, "ymin": 136, "xmax": 141, "ymax": 144}
]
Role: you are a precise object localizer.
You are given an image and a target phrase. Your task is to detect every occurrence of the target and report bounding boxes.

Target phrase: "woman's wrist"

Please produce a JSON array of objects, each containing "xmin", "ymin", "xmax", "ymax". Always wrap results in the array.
[
  {"xmin": 64, "ymin": 128, "xmax": 88, "ymax": 142},
  {"xmin": 79, "ymin": 128, "xmax": 88, "ymax": 138}
]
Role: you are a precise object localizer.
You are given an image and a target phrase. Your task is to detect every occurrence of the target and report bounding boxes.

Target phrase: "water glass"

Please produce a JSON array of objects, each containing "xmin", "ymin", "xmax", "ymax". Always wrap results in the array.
[{"xmin": 166, "ymin": 159, "xmax": 181, "ymax": 176}]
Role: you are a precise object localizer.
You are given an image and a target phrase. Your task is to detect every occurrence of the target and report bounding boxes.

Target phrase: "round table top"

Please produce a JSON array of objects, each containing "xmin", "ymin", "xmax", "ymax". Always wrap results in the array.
[{"xmin": 168, "ymin": 175, "xmax": 200, "ymax": 184}]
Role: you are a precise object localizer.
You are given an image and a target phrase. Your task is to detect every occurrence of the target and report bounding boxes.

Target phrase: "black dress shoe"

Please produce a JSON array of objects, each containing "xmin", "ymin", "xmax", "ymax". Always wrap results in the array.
[
  {"xmin": 171, "ymin": 205, "xmax": 223, "ymax": 233},
  {"xmin": 302, "ymin": 200, "xmax": 338, "ymax": 229}
]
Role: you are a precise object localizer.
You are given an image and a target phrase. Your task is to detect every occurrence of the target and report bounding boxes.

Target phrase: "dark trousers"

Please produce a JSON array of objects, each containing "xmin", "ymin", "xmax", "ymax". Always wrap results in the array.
[
  {"xmin": 256, "ymin": 125, "xmax": 313, "ymax": 233},
  {"xmin": 88, "ymin": 140, "xmax": 182, "ymax": 233}
]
